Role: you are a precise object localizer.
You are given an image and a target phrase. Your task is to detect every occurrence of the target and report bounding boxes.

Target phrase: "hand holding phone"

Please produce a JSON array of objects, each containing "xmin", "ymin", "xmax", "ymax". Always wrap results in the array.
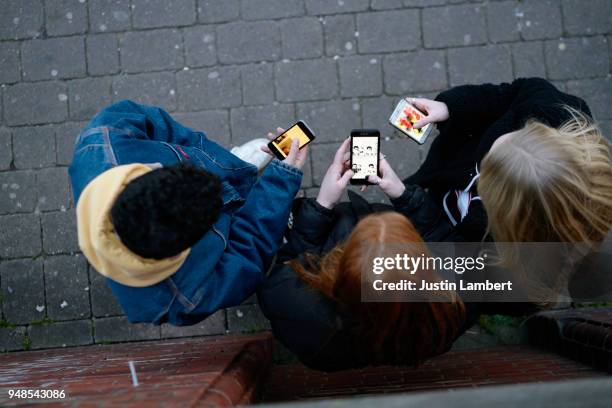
[
  {"xmin": 389, "ymin": 99, "xmax": 433, "ymax": 144},
  {"xmin": 350, "ymin": 129, "xmax": 380, "ymax": 185},
  {"xmin": 267, "ymin": 121, "xmax": 315, "ymax": 162},
  {"xmin": 366, "ymin": 156, "xmax": 406, "ymax": 199}
]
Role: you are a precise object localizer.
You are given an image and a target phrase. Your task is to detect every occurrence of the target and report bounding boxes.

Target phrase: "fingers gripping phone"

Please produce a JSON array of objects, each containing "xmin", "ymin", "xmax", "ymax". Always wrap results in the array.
[
  {"xmin": 267, "ymin": 121, "xmax": 316, "ymax": 160},
  {"xmin": 350, "ymin": 129, "xmax": 380, "ymax": 185},
  {"xmin": 389, "ymin": 99, "xmax": 433, "ymax": 144}
]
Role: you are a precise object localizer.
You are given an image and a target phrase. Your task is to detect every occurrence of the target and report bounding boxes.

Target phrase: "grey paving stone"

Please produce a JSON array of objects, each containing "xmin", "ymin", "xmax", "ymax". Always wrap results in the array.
[
  {"xmin": 357, "ymin": 10, "xmax": 421, "ymax": 53},
  {"xmin": 404, "ymin": 0, "xmax": 446, "ymax": 6},
  {"xmin": 172, "ymin": 110, "xmax": 232, "ymax": 147},
  {"xmin": 0, "ymin": 327, "xmax": 27, "ymax": 352},
  {"xmin": 512, "ymin": 41, "xmax": 546, "ymax": 79},
  {"xmin": 184, "ymin": 26, "xmax": 217, "ymax": 68},
  {"xmin": 44, "ymin": 254, "xmax": 90, "ymax": 321},
  {"xmin": 42, "ymin": 209, "xmax": 79, "ymax": 254},
  {"xmin": 562, "ymin": 0, "xmax": 611, "ymax": 36},
  {"xmin": 448, "ymin": 45, "xmax": 513, "ymax": 86},
  {"xmin": 0, "ymin": 130, "xmax": 11, "ymax": 170},
  {"xmin": 300, "ymin": 156, "xmax": 314, "ymax": 188},
  {"xmin": 323, "ymin": 15, "xmax": 357, "ymax": 57},
  {"xmin": 226, "ymin": 304, "xmax": 271, "ymax": 333},
  {"xmin": 45, "ymin": 0, "xmax": 88, "ymax": 36},
  {"xmin": 487, "ymin": 0, "xmax": 521, "ymax": 43},
  {"xmin": 380, "ymin": 137, "xmax": 421, "ymax": 180},
  {"xmin": 161, "ymin": 310, "xmax": 226, "ymax": 338},
  {"xmin": 21, "ymin": 37, "xmax": 86, "ymax": 81},
  {"xmin": 0, "ymin": 42, "xmax": 21, "ymax": 84},
  {"xmin": 28, "ymin": 320, "xmax": 93, "ymax": 349},
  {"xmin": 310, "ymin": 142, "xmax": 339, "ymax": 185},
  {"xmin": 362, "ymin": 96, "xmax": 401, "ymax": 134},
  {"xmin": 94, "ymin": 316, "xmax": 161, "ymax": 343},
  {"xmin": 36, "ymin": 167, "xmax": 71, "ymax": 212},
  {"xmin": 0, "ymin": 214, "xmax": 41, "ymax": 258},
  {"xmin": 241, "ymin": 63, "xmax": 275, "ymax": 106},
  {"xmin": 230, "ymin": 104, "xmax": 295, "ymax": 146},
  {"xmin": 423, "ymin": 4, "xmax": 487, "ymax": 49},
  {"xmin": 599, "ymin": 120, "xmax": 612, "ymax": 143},
  {"xmin": 566, "ymin": 77, "xmax": 612, "ymax": 121},
  {"xmin": 132, "ymin": 0, "xmax": 196, "ymax": 28},
  {"xmin": 177, "ymin": 67, "xmax": 241, "ymax": 111},
  {"xmin": 0, "ymin": 171, "xmax": 37, "ymax": 214},
  {"xmin": 371, "ymin": 0, "xmax": 404, "ymax": 10},
  {"xmin": 89, "ymin": 0, "xmax": 131, "ymax": 33},
  {"xmin": 68, "ymin": 77, "xmax": 112, "ymax": 121},
  {"xmin": 0, "ymin": 259, "xmax": 45, "ymax": 324},
  {"xmin": 275, "ymin": 59, "xmax": 338, "ymax": 102},
  {"xmin": 217, "ymin": 21, "xmax": 281, "ymax": 64},
  {"xmin": 383, "ymin": 50, "xmax": 447, "ymax": 95},
  {"xmin": 0, "ymin": 0, "xmax": 44, "ymax": 40},
  {"xmin": 518, "ymin": 0, "xmax": 563, "ymax": 40},
  {"xmin": 297, "ymin": 100, "xmax": 360, "ymax": 142},
  {"xmin": 544, "ymin": 37, "xmax": 609, "ymax": 80},
  {"xmin": 112, "ymin": 72, "xmax": 177, "ymax": 112},
  {"xmin": 89, "ymin": 266, "xmax": 124, "ymax": 317},
  {"xmin": 241, "ymin": 0, "xmax": 305, "ymax": 20},
  {"xmin": 120, "ymin": 29, "xmax": 184, "ymax": 73},
  {"xmin": 56, "ymin": 122, "xmax": 86, "ymax": 166},
  {"xmin": 198, "ymin": 0, "xmax": 240, "ymax": 23},
  {"xmin": 3, "ymin": 82, "xmax": 68, "ymax": 126},
  {"xmin": 339, "ymin": 55, "xmax": 383, "ymax": 98},
  {"xmin": 305, "ymin": 0, "xmax": 369, "ymax": 15},
  {"xmin": 86, "ymin": 34, "xmax": 120, "ymax": 76},
  {"xmin": 281, "ymin": 17, "xmax": 324, "ymax": 59},
  {"xmin": 12, "ymin": 126, "xmax": 56, "ymax": 169}
]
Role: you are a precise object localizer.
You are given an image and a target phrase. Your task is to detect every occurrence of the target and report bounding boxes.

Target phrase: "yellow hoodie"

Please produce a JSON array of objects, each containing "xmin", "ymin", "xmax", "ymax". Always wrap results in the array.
[{"xmin": 76, "ymin": 164, "xmax": 190, "ymax": 287}]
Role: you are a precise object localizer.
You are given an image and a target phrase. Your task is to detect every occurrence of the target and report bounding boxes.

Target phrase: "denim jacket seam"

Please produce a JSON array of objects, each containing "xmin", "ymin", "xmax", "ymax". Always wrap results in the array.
[
  {"xmin": 270, "ymin": 159, "xmax": 303, "ymax": 177},
  {"xmin": 167, "ymin": 277, "xmax": 196, "ymax": 311}
]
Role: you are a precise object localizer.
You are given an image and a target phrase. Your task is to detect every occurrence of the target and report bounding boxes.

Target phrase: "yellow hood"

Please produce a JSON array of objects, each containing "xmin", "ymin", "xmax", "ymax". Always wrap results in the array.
[{"xmin": 76, "ymin": 164, "xmax": 190, "ymax": 287}]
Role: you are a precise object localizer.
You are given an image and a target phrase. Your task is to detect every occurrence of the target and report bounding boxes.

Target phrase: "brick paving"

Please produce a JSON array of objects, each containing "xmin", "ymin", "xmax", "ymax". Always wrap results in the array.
[{"xmin": 0, "ymin": 0, "xmax": 611, "ymax": 351}]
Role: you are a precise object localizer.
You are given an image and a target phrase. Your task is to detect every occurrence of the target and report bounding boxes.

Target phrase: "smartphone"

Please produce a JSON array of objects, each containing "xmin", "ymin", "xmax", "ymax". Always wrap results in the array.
[
  {"xmin": 267, "ymin": 121, "xmax": 316, "ymax": 160},
  {"xmin": 350, "ymin": 129, "xmax": 380, "ymax": 185},
  {"xmin": 389, "ymin": 99, "xmax": 433, "ymax": 144}
]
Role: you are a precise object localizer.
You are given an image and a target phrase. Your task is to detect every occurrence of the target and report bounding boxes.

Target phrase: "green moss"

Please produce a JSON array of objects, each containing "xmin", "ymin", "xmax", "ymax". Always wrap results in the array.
[
  {"xmin": 479, "ymin": 314, "xmax": 524, "ymax": 334},
  {"xmin": 30, "ymin": 317, "xmax": 55, "ymax": 326},
  {"xmin": 23, "ymin": 334, "xmax": 31, "ymax": 351},
  {"xmin": 0, "ymin": 319, "xmax": 16, "ymax": 328}
]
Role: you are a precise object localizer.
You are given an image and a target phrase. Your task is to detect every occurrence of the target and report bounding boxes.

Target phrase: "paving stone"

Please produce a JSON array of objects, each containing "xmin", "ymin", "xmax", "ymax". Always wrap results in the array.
[
  {"xmin": 42, "ymin": 209, "xmax": 79, "ymax": 255},
  {"xmin": 230, "ymin": 104, "xmax": 295, "ymax": 146},
  {"xmin": 45, "ymin": 0, "xmax": 88, "ymax": 36},
  {"xmin": 177, "ymin": 68, "xmax": 241, "ymax": 111},
  {"xmin": 241, "ymin": 63, "xmax": 275, "ymax": 106},
  {"xmin": 89, "ymin": 267, "xmax": 124, "ymax": 317},
  {"xmin": 404, "ymin": 0, "xmax": 446, "ymax": 6},
  {"xmin": 67, "ymin": 77, "xmax": 112, "ymax": 122},
  {"xmin": 0, "ymin": 42, "xmax": 21, "ymax": 84},
  {"xmin": 56, "ymin": 122, "xmax": 86, "ymax": 166},
  {"xmin": 184, "ymin": 26, "xmax": 217, "ymax": 68},
  {"xmin": 545, "ymin": 37, "xmax": 609, "ymax": 80},
  {"xmin": 89, "ymin": 0, "xmax": 131, "ymax": 33},
  {"xmin": 305, "ymin": 0, "xmax": 369, "ymax": 15},
  {"xmin": 275, "ymin": 59, "xmax": 338, "ymax": 102},
  {"xmin": 226, "ymin": 304, "xmax": 271, "ymax": 334},
  {"xmin": 362, "ymin": 96, "xmax": 401, "ymax": 134},
  {"xmin": 448, "ymin": 45, "xmax": 513, "ymax": 86},
  {"xmin": 380, "ymin": 137, "xmax": 421, "ymax": 180},
  {"xmin": 0, "ymin": 327, "xmax": 27, "ymax": 352},
  {"xmin": 0, "ymin": 171, "xmax": 37, "ymax": 214},
  {"xmin": 562, "ymin": 0, "xmax": 611, "ymax": 36},
  {"xmin": 94, "ymin": 316, "xmax": 161, "ymax": 343},
  {"xmin": 371, "ymin": 0, "xmax": 404, "ymax": 10},
  {"xmin": 0, "ymin": 0, "xmax": 44, "ymax": 40},
  {"xmin": 132, "ymin": 0, "xmax": 196, "ymax": 28},
  {"xmin": 297, "ymin": 100, "xmax": 360, "ymax": 143},
  {"xmin": 112, "ymin": 72, "xmax": 177, "ymax": 112},
  {"xmin": 198, "ymin": 0, "xmax": 240, "ymax": 23},
  {"xmin": 172, "ymin": 110, "xmax": 232, "ymax": 147},
  {"xmin": 4, "ymin": 82, "xmax": 68, "ymax": 126},
  {"xmin": 487, "ymin": 0, "xmax": 521, "ymax": 43},
  {"xmin": 357, "ymin": 10, "xmax": 421, "ymax": 53},
  {"xmin": 281, "ymin": 17, "xmax": 324, "ymax": 59},
  {"xmin": 36, "ymin": 167, "xmax": 71, "ymax": 212},
  {"xmin": 423, "ymin": 4, "xmax": 487, "ymax": 49},
  {"xmin": 28, "ymin": 320, "xmax": 93, "ymax": 349},
  {"xmin": 242, "ymin": 0, "xmax": 305, "ymax": 20},
  {"xmin": 512, "ymin": 41, "xmax": 546, "ymax": 79},
  {"xmin": 0, "ymin": 214, "xmax": 41, "ymax": 258},
  {"xmin": 0, "ymin": 259, "xmax": 45, "ymax": 324},
  {"xmin": 217, "ymin": 21, "xmax": 281, "ymax": 64},
  {"xmin": 12, "ymin": 126, "xmax": 56, "ymax": 169},
  {"xmin": 323, "ymin": 15, "xmax": 357, "ymax": 57},
  {"xmin": 599, "ymin": 120, "xmax": 612, "ymax": 143},
  {"xmin": 518, "ymin": 0, "xmax": 563, "ymax": 40},
  {"xmin": 44, "ymin": 255, "xmax": 90, "ymax": 321},
  {"xmin": 86, "ymin": 34, "xmax": 120, "ymax": 76},
  {"xmin": 566, "ymin": 77, "xmax": 612, "ymax": 121},
  {"xmin": 120, "ymin": 29, "xmax": 184, "ymax": 73},
  {"xmin": 22, "ymin": 37, "xmax": 86, "ymax": 81},
  {"xmin": 339, "ymin": 55, "xmax": 383, "ymax": 98},
  {"xmin": 0, "ymin": 130, "xmax": 11, "ymax": 170},
  {"xmin": 383, "ymin": 51, "xmax": 447, "ymax": 95},
  {"xmin": 300, "ymin": 156, "xmax": 314, "ymax": 188},
  {"xmin": 310, "ymin": 142, "xmax": 339, "ymax": 185},
  {"xmin": 161, "ymin": 310, "xmax": 226, "ymax": 338}
]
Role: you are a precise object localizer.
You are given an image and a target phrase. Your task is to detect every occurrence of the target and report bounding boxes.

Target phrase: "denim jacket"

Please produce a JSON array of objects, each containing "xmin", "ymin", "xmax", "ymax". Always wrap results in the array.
[{"xmin": 69, "ymin": 100, "xmax": 302, "ymax": 326}]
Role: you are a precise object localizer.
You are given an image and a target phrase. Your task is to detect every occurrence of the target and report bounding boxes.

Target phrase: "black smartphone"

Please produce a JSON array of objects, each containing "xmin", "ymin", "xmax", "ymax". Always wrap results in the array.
[
  {"xmin": 267, "ymin": 121, "xmax": 316, "ymax": 160},
  {"xmin": 350, "ymin": 129, "xmax": 380, "ymax": 185}
]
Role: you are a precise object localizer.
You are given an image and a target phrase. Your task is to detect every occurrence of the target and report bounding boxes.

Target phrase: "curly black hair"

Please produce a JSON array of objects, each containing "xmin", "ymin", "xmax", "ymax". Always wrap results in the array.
[{"xmin": 110, "ymin": 164, "xmax": 223, "ymax": 260}]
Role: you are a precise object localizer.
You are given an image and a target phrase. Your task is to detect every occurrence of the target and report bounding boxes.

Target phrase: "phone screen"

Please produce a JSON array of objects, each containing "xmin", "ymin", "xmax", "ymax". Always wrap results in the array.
[
  {"xmin": 389, "ymin": 99, "xmax": 431, "ymax": 143},
  {"xmin": 350, "ymin": 133, "xmax": 379, "ymax": 184},
  {"xmin": 270, "ymin": 122, "xmax": 314, "ymax": 159}
]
